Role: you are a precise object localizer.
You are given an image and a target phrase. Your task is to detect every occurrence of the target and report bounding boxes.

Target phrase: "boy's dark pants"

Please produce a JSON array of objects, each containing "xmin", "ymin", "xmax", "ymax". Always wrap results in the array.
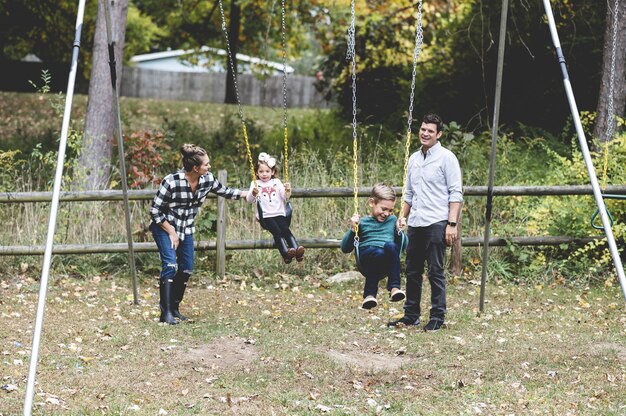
[
  {"xmin": 404, "ymin": 221, "xmax": 447, "ymax": 323},
  {"xmin": 359, "ymin": 242, "xmax": 401, "ymax": 298}
]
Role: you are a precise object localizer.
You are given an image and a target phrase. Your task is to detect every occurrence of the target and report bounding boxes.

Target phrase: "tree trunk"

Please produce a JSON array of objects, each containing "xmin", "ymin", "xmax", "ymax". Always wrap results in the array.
[
  {"xmin": 225, "ymin": 0, "xmax": 241, "ymax": 104},
  {"xmin": 75, "ymin": 0, "xmax": 129, "ymax": 190},
  {"xmin": 593, "ymin": 0, "xmax": 626, "ymax": 143}
]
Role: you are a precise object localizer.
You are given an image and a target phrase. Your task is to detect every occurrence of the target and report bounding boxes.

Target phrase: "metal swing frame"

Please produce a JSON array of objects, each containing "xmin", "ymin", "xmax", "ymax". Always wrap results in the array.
[{"xmin": 480, "ymin": 0, "xmax": 626, "ymax": 310}]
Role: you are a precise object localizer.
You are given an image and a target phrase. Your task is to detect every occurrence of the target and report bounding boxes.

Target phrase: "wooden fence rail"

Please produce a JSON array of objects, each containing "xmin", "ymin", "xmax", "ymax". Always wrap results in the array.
[
  {"xmin": 1, "ymin": 178, "xmax": 624, "ymax": 278},
  {"xmin": 0, "ymin": 236, "xmax": 601, "ymax": 256},
  {"xmin": 2, "ymin": 185, "xmax": 626, "ymax": 203}
]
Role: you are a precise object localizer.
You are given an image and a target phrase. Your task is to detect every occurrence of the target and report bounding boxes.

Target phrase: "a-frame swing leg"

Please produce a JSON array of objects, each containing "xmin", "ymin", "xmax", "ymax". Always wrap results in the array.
[{"xmin": 542, "ymin": 0, "xmax": 626, "ymax": 303}]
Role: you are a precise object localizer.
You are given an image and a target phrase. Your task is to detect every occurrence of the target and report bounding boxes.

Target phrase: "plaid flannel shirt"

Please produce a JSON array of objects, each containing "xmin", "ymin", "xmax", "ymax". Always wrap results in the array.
[{"xmin": 150, "ymin": 170, "xmax": 241, "ymax": 240}]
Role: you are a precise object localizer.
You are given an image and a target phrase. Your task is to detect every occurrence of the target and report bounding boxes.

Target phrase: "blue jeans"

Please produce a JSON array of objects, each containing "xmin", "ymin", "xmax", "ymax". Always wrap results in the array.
[
  {"xmin": 150, "ymin": 223, "xmax": 194, "ymax": 284},
  {"xmin": 404, "ymin": 221, "xmax": 447, "ymax": 322},
  {"xmin": 358, "ymin": 242, "xmax": 402, "ymax": 298}
]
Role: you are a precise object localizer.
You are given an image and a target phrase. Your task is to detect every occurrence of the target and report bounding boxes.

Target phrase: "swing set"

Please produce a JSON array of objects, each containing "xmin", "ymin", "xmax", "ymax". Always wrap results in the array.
[
  {"xmin": 217, "ymin": 0, "xmax": 293, "ymax": 230},
  {"xmin": 345, "ymin": 0, "xmax": 425, "ymax": 268},
  {"xmin": 21, "ymin": 1, "xmax": 626, "ymax": 414}
]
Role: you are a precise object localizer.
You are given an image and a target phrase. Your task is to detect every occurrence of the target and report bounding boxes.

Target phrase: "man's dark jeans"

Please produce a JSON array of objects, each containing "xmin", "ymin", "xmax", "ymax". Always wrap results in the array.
[{"xmin": 404, "ymin": 221, "xmax": 447, "ymax": 322}]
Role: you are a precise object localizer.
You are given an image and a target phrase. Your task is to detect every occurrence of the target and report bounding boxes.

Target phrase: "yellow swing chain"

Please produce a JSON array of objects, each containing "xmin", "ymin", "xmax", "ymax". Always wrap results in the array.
[
  {"xmin": 347, "ymin": 0, "xmax": 359, "ymax": 238},
  {"xmin": 218, "ymin": 0, "xmax": 256, "ymax": 185},
  {"xmin": 400, "ymin": 1, "xmax": 424, "ymax": 222},
  {"xmin": 280, "ymin": 0, "xmax": 289, "ymax": 187}
]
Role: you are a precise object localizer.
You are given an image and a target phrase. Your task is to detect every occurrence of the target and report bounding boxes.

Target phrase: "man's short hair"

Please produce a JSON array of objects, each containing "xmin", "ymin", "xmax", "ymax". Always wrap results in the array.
[{"xmin": 423, "ymin": 113, "xmax": 443, "ymax": 133}]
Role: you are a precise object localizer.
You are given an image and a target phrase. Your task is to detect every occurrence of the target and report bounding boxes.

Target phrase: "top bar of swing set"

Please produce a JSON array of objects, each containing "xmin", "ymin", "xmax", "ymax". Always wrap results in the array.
[
  {"xmin": 23, "ymin": 1, "xmax": 87, "ymax": 414},
  {"xmin": 542, "ymin": 0, "xmax": 626, "ymax": 303}
]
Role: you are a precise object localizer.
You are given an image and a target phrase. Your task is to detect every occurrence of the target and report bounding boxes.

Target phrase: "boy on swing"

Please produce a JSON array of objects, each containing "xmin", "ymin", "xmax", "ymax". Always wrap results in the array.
[{"xmin": 341, "ymin": 184, "xmax": 407, "ymax": 309}]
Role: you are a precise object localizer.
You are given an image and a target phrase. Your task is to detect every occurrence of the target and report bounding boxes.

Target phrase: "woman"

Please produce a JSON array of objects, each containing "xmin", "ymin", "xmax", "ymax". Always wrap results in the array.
[{"xmin": 149, "ymin": 144, "xmax": 249, "ymax": 324}]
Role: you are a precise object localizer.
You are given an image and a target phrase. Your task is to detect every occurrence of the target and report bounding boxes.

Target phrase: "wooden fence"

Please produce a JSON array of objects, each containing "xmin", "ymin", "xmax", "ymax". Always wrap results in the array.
[
  {"xmin": 1, "ymin": 172, "xmax": 624, "ymax": 277},
  {"xmin": 120, "ymin": 67, "xmax": 331, "ymax": 109}
]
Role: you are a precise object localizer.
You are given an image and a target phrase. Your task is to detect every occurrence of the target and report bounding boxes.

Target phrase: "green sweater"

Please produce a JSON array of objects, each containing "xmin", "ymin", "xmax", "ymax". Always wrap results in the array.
[{"xmin": 340, "ymin": 215, "xmax": 407, "ymax": 253}]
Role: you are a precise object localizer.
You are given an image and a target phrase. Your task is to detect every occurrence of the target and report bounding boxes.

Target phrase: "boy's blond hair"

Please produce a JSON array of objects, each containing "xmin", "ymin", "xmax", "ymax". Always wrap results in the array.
[{"xmin": 370, "ymin": 183, "xmax": 396, "ymax": 203}]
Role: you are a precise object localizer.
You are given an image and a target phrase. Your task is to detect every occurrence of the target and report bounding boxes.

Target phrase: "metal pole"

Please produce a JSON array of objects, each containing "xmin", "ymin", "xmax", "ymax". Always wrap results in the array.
[
  {"xmin": 479, "ymin": 0, "xmax": 509, "ymax": 312},
  {"xmin": 542, "ymin": 0, "xmax": 626, "ymax": 302},
  {"xmin": 102, "ymin": 0, "xmax": 139, "ymax": 304},
  {"xmin": 23, "ymin": 1, "xmax": 87, "ymax": 414},
  {"xmin": 216, "ymin": 170, "xmax": 227, "ymax": 278}
]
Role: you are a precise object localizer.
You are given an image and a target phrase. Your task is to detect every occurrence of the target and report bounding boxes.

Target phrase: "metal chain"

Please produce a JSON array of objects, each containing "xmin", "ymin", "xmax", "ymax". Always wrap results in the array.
[
  {"xmin": 218, "ymin": 0, "xmax": 256, "ymax": 184},
  {"xmin": 348, "ymin": 0, "xmax": 359, "ymax": 239},
  {"xmin": 602, "ymin": 0, "xmax": 620, "ymax": 190},
  {"xmin": 281, "ymin": 0, "xmax": 289, "ymax": 185},
  {"xmin": 400, "ymin": 1, "xmax": 424, "ymax": 220},
  {"xmin": 263, "ymin": 0, "xmax": 276, "ymax": 79}
]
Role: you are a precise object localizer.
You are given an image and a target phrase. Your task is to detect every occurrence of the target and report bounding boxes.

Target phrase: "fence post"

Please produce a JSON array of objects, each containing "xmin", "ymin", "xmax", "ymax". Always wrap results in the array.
[
  {"xmin": 216, "ymin": 170, "xmax": 227, "ymax": 278},
  {"xmin": 450, "ymin": 210, "xmax": 463, "ymax": 277}
]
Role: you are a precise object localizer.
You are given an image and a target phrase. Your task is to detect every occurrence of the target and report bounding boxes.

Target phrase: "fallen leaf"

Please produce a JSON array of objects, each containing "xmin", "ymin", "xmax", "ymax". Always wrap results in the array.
[{"xmin": 45, "ymin": 396, "xmax": 61, "ymax": 405}]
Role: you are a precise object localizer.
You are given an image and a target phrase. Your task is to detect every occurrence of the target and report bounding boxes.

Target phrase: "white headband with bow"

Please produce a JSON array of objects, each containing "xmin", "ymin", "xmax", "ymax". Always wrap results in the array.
[{"xmin": 258, "ymin": 152, "xmax": 276, "ymax": 168}]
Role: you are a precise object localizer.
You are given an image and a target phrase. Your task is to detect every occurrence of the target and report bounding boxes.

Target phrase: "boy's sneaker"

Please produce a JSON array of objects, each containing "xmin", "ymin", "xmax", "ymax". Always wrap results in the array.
[
  {"xmin": 423, "ymin": 319, "xmax": 444, "ymax": 331},
  {"xmin": 361, "ymin": 296, "xmax": 378, "ymax": 310},
  {"xmin": 387, "ymin": 316, "xmax": 420, "ymax": 327},
  {"xmin": 390, "ymin": 288, "xmax": 406, "ymax": 302}
]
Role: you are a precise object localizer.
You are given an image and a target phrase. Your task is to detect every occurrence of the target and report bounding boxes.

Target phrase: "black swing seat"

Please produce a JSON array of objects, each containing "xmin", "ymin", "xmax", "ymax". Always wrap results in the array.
[
  {"xmin": 353, "ymin": 228, "xmax": 408, "ymax": 272},
  {"xmin": 257, "ymin": 199, "xmax": 293, "ymax": 230}
]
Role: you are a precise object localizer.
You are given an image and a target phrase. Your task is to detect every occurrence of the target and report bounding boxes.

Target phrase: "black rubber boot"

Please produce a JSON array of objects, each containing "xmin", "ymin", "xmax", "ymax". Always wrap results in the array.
[
  {"xmin": 287, "ymin": 235, "xmax": 299, "ymax": 250},
  {"xmin": 287, "ymin": 235, "xmax": 305, "ymax": 262},
  {"xmin": 172, "ymin": 275, "xmax": 189, "ymax": 321},
  {"xmin": 275, "ymin": 237, "xmax": 292, "ymax": 263},
  {"xmin": 159, "ymin": 279, "xmax": 178, "ymax": 325}
]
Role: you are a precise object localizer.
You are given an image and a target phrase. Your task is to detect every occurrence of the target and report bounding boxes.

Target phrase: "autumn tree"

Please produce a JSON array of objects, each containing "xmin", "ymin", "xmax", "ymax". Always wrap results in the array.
[
  {"xmin": 593, "ymin": 0, "xmax": 626, "ymax": 142},
  {"xmin": 74, "ymin": 0, "xmax": 129, "ymax": 190},
  {"xmin": 312, "ymin": 0, "xmax": 609, "ymax": 135}
]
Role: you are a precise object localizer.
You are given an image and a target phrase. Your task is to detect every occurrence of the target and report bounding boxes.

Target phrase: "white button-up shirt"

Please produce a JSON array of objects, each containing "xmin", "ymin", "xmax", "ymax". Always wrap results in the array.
[{"xmin": 404, "ymin": 142, "xmax": 463, "ymax": 227}]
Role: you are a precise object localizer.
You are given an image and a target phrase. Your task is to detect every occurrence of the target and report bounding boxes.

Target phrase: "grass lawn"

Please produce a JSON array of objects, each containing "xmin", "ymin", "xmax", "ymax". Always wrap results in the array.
[{"xmin": 1, "ymin": 271, "xmax": 625, "ymax": 415}]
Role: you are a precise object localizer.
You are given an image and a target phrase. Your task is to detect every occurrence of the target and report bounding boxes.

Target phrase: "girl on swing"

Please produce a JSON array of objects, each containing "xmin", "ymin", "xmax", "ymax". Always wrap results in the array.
[
  {"xmin": 341, "ymin": 184, "xmax": 407, "ymax": 309},
  {"xmin": 246, "ymin": 152, "xmax": 305, "ymax": 263}
]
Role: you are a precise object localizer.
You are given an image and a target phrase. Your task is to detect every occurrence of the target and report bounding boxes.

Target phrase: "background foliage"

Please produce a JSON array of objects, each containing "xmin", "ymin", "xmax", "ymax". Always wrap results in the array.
[
  {"xmin": 0, "ymin": 0, "xmax": 613, "ymax": 136},
  {"xmin": 0, "ymin": 91, "xmax": 623, "ymax": 285}
]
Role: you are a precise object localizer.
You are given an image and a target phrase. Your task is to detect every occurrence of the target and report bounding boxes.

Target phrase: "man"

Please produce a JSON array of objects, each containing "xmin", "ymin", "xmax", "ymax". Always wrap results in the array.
[{"xmin": 389, "ymin": 113, "xmax": 463, "ymax": 331}]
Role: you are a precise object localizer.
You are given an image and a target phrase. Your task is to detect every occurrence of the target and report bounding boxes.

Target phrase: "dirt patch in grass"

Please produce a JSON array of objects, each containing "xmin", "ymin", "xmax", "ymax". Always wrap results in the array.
[
  {"xmin": 591, "ymin": 342, "xmax": 626, "ymax": 361},
  {"xmin": 177, "ymin": 335, "xmax": 260, "ymax": 370}
]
